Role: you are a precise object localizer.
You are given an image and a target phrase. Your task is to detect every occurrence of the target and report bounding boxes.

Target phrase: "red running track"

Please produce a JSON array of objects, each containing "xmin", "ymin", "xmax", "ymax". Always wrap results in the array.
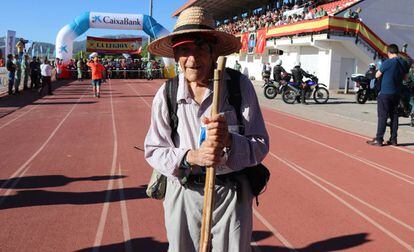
[{"xmin": 0, "ymin": 79, "xmax": 412, "ymax": 251}]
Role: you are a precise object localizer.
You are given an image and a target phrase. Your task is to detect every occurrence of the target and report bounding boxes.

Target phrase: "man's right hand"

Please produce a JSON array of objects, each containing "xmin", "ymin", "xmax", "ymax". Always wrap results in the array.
[{"xmin": 187, "ymin": 140, "xmax": 224, "ymax": 167}]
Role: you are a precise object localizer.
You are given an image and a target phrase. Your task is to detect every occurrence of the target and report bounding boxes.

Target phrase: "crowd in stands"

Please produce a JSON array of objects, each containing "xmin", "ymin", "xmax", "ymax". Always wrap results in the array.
[{"xmin": 217, "ymin": 0, "xmax": 360, "ymax": 34}]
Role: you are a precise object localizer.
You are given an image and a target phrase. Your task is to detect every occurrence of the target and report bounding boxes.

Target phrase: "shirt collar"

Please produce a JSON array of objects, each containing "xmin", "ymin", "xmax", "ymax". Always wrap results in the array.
[{"xmin": 176, "ymin": 70, "xmax": 231, "ymax": 104}]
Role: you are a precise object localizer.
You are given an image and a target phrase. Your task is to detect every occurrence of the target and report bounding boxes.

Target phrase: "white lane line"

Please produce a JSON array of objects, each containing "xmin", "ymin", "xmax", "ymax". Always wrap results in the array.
[
  {"xmin": 253, "ymin": 209, "xmax": 297, "ymax": 251},
  {"xmin": 131, "ymin": 82, "xmax": 297, "ymax": 249},
  {"xmin": 93, "ymin": 79, "xmax": 119, "ymax": 251},
  {"xmin": 118, "ymin": 163, "xmax": 132, "ymax": 252},
  {"xmin": 0, "ymin": 165, "xmax": 31, "ymax": 205},
  {"xmin": 127, "ymin": 83, "xmax": 152, "ymax": 108},
  {"xmin": 0, "ymin": 105, "xmax": 39, "ymax": 130},
  {"xmin": 0, "ymin": 92, "xmax": 87, "ymax": 196},
  {"xmin": 264, "ymin": 108, "xmax": 414, "ymax": 155},
  {"xmin": 273, "ymin": 154, "xmax": 414, "ymax": 232},
  {"xmin": 266, "ymin": 121, "xmax": 414, "ymax": 185},
  {"xmin": 269, "ymin": 152, "xmax": 413, "ymax": 251}
]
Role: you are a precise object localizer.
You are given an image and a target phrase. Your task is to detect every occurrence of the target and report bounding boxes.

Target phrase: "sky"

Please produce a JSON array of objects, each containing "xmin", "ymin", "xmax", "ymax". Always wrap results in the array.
[{"xmin": 0, "ymin": 0, "xmax": 188, "ymax": 44}]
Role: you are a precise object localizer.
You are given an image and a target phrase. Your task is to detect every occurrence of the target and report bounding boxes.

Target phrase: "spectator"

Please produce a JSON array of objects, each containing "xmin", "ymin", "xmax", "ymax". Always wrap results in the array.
[
  {"xmin": 39, "ymin": 59, "xmax": 53, "ymax": 95},
  {"xmin": 6, "ymin": 54, "xmax": 16, "ymax": 95},
  {"xmin": 21, "ymin": 54, "xmax": 30, "ymax": 90},
  {"xmin": 13, "ymin": 54, "xmax": 22, "ymax": 94},
  {"xmin": 234, "ymin": 60, "xmax": 242, "ymax": 72},
  {"xmin": 30, "ymin": 56, "xmax": 41, "ymax": 89},
  {"xmin": 367, "ymin": 44, "xmax": 410, "ymax": 146}
]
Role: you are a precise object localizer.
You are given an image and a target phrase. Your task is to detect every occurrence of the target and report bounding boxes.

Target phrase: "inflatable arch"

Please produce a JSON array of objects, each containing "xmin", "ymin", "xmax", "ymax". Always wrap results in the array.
[{"xmin": 55, "ymin": 12, "xmax": 175, "ymax": 78}]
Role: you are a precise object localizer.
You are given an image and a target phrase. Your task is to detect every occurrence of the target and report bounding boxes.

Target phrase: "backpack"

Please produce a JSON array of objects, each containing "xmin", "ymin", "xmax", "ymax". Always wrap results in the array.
[{"xmin": 165, "ymin": 68, "xmax": 270, "ymax": 206}]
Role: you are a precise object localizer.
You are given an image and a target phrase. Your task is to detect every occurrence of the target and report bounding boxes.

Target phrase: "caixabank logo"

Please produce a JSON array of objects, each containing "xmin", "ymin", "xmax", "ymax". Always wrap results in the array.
[{"xmin": 92, "ymin": 15, "xmax": 141, "ymax": 26}]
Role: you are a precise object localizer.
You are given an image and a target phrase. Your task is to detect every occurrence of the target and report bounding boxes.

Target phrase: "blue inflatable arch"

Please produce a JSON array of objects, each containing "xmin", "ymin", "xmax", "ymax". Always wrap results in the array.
[{"xmin": 55, "ymin": 11, "xmax": 175, "ymax": 77}]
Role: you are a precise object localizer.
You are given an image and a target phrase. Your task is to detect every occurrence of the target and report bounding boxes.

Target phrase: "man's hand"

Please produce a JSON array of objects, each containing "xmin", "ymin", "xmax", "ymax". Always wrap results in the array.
[{"xmin": 186, "ymin": 114, "xmax": 232, "ymax": 167}]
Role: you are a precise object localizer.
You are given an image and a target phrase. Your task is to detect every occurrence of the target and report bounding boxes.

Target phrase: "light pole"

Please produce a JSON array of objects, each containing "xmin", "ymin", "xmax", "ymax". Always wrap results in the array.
[{"xmin": 147, "ymin": 0, "xmax": 153, "ymax": 60}]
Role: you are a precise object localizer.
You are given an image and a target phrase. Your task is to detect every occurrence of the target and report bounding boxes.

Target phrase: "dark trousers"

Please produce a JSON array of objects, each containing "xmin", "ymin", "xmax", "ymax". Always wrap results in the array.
[
  {"xmin": 39, "ymin": 76, "xmax": 52, "ymax": 95},
  {"xmin": 30, "ymin": 73, "xmax": 39, "ymax": 88},
  {"xmin": 376, "ymin": 94, "xmax": 399, "ymax": 142}
]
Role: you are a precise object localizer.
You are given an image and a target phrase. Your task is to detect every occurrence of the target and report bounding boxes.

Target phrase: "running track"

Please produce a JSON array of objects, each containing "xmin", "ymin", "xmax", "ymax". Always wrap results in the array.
[{"xmin": 0, "ymin": 79, "xmax": 413, "ymax": 251}]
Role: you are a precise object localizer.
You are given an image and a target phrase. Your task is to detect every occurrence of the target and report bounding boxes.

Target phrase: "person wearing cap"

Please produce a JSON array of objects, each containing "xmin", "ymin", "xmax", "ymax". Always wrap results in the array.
[
  {"xmin": 144, "ymin": 7, "xmax": 269, "ymax": 251},
  {"xmin": 87, "ymin": 56, "xmax": 105, "ymax": 98}
]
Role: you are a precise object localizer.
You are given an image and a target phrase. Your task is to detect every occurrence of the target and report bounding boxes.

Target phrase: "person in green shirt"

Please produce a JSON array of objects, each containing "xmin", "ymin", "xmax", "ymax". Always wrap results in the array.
[
  {"xmin": 234, "ymin": 60, "xmax": 242, "ymax": 72},
  {"xmin": 21, "ymin": 54, "xmax": 30, "ymax": 90},
  {"xmin": 146, "ymin": 60, "xmax": 153, "ymax": 80},
  {"xmin": 77, "ymin": 59, "xmax": 83, "ymax": 82},
  {"xmin": 13, "ymin": 55, "xmax": 22, "ymax": 94}
]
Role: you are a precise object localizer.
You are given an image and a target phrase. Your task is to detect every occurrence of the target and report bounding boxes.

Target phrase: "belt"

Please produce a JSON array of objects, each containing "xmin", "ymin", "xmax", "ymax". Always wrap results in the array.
[{"xmin": 187, "ymin": 172, "xmax": 238, "ymax": 186}]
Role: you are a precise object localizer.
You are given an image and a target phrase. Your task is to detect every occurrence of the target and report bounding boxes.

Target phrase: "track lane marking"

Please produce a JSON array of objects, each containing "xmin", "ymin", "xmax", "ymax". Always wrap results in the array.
[
  {"xmin": 0, "ymin": 105, "xmax": 39, "ymax": 130},
  {"xmin": 263, "ymin": 107, "xmax": 414, "ymax": 155},
  {"xmin": 0, "ymin": 91, "xmax": 88, "ymax": 196},
  {"xmin": 269, "ymin": 152, "xmax": 413, "ymax": 251},
  {"xmin": 266, "ymin": 121, "xmax": 414, "ymax": 185},
  {"xmin": 93, "ymin": 79, "xmax": 119, "ymax": 251},
  {"xmin": 118, "ymin": 163, "xmax": 132, "ymax": 252}
]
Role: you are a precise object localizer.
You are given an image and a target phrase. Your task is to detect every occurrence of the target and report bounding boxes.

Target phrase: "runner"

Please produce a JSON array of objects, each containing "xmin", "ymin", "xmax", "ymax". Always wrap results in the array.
[{"xmin": 87, "ymin": 54, "xmax": 105, "ymax": 98}]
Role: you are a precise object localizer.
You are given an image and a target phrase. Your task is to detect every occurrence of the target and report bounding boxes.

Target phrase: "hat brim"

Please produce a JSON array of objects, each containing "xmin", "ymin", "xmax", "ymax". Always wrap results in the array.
[{"xmin": 148, "ymin": 29, "xmax": 241, "ymax": 58}]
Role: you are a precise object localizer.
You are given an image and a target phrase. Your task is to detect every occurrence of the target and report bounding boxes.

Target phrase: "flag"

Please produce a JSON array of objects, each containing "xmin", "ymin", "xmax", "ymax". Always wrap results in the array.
[
  {"xmin": 31, "ymin": 44, "xmax": 35, "ymax": 57},
  {"xmin": 40, "ymin": 45, "xmax": 43, "ymax": 56},
  {"xmin": 240, "ymin": 33, "xmax": 248, "ymax": 53},
  {"xmin": 46, "ymin": 47, "xmax": 50, "ymax": 59},
  {"xmin": 255, "ymin": 29, "xmax": 267, "ymax": 54}
]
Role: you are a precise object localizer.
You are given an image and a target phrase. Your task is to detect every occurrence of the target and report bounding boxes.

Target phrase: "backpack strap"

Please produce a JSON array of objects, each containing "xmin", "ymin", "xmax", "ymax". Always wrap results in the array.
[
  {"xmin": 225, "ymin": 68, "xmax": 244, "ymax": 135},
  {"xmin": 166, "ymin": 76, "xmax": 179, "ymax": 141}
]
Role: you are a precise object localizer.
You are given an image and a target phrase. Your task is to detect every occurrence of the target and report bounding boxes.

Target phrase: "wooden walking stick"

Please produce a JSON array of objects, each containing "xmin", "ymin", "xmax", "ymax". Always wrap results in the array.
[{"xmin": 199, "ymin": 56, "xmax": 227, "ymax": 252}]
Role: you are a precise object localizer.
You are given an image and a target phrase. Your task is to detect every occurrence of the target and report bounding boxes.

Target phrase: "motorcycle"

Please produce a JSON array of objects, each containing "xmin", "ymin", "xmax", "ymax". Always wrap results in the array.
[
  {"xmin": 281, "ymin": 75, "xmax": 329, "ymax": 104},
  {"xmin": 352, "ymin": 74, "xmax": 377, "ymax": 104},
  {"xmin": 263, "ymin": 73, "xmax": 291, "ymax": 99}
]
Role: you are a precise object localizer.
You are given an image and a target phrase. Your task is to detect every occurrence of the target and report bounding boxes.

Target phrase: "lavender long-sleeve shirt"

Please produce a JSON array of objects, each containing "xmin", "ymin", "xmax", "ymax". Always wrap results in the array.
[{"xmin": 144, "ymin": 72, "xmax": 269, "ymax": 182}]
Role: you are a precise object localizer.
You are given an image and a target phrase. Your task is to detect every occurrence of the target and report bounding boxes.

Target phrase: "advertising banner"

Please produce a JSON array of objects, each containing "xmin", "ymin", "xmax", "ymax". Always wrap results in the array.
[
  {"xmin": 86, "ymin": 36, "xmax": 142, "ymax": 54},
  {"xmin": 89, "ymin": 12, "xmax": 143, "ymax": 30},
  {"xmin": 6, "ymin": 30, "xmax": 16, "ymax": 56}
]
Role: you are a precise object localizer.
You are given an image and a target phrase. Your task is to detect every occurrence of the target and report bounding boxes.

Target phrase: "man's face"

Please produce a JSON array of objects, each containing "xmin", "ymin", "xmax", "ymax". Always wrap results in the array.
[{"xmin": 174, "ymin": 40, "xmax": 215, "ymax": 85}]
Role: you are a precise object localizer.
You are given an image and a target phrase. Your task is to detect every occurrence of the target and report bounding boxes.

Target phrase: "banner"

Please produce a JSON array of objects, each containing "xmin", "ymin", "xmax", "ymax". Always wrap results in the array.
[
  {"xmin": 240, "ymin": 33, "xmax": 248, "ymax": 53},
  {"xmin": 86, "ymin": 36, "xmax": 142, "ymax": 54},
  {"xmin": 89, "ymin": 12, "xmax": 143, "ymax": 30},
  {"xmin": 5, "ymin": 30, "xmax": 16, "ymax": 56},
  {"xmin": 256, "ymin": 29, "xmax": 267, "ymax": 54},
  {"xmin": 247, "ymin": 32, "xmax": 256, "ymax": 54}
]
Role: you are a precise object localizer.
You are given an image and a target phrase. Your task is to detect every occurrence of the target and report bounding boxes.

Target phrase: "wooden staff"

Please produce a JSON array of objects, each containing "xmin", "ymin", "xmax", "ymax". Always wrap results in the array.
[{"xmin": 199, "ymin": 56, "xmax": 227, "ymax": 252}]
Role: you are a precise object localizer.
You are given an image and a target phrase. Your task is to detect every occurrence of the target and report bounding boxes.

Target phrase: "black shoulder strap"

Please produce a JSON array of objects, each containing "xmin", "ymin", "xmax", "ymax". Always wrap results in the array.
[
  {"xmin": 166, "ymin": 69, "xmax": 244, "ymax": 138},
  {"xmin": 225, "ymin": 68, "xmax": 244, "ymax": 135},
  {"xmin": 166, "ymin": 76, "xmax": 179, "ymax": 140}
]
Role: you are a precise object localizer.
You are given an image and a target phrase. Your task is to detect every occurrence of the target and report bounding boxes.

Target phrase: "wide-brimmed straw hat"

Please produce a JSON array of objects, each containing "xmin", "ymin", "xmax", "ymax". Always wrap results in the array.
[{"xmin": 148, "ymin": 6, "xmax": 241, "ymax": 58}]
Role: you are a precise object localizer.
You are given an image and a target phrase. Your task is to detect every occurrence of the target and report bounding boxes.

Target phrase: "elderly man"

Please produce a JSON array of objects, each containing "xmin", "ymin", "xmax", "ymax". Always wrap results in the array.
[{"xmin": 144, "ymin": 6, "xmax": 269, "ymax": 252}]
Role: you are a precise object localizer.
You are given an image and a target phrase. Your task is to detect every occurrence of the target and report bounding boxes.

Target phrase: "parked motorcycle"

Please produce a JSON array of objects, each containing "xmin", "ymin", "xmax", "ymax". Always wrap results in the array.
[
  {"xmin": 263, "ymin": 73, "xmax": 291, "ymax": 99},
  {"xmin": 352, "ymin": 74, "xmax": 377, "ymax": 104},
  {"xmin": 281, "ymin": 75, "xmax": 329, "ymax": 104}
]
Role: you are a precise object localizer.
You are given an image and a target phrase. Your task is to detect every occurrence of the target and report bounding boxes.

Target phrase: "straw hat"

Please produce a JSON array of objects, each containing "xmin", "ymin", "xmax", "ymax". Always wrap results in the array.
[{"xmin": 148, "ymin": 6, "xmax": 241, "ymax": 58}]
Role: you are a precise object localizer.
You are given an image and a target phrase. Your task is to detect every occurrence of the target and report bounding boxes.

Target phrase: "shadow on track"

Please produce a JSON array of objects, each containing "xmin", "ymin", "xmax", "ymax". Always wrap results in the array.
[
  {"xmin": 76, "ymin": 237, "xmax": 168, "ymax": 252},
  {"xmin": 0, "ymin": 80, "xmax": 78, "ymax": 118},
  {"xmin": 0, "ymin": 185, "xmax": 148, "ymax": 210},
  {"xmin": 32, "ymin": 101, "xmax": 97, "ymax": 105},
  {"xmin": 252, "ymin": 232, "xmax": 370, "ymax": 251},
  {"xmin": 0, "ymin": 175, "xmax": 126, "ymax": 189}
]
